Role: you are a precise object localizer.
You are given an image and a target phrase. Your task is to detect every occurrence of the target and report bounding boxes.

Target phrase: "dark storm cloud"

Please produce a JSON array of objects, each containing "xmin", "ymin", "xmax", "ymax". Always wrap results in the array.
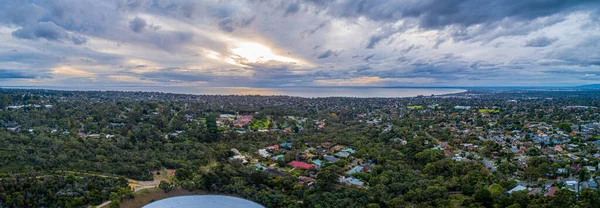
[
  {"xmin": 180, "ymin": 1, "xmax": 197, "ymax": 18},
  {"xmin": 218, "ymin": 18, "xmax": 235, "ymax": 32},
  {"xmin": 317, "ymin": 49, "xmax": 340, "ymax": 59},
  {"xmin": 285, "ymin": 3, "xmax": 301, "ymax": 16},
  {"xmin": 399, "ymin": 45, "xmax": 422, "ymax": 54},
  {"xmin": 0, "ymin": 1, "xmax": 45, "ymax": 26},
  {"xmin": 0, "ymin": 69, "xmax": 36, "ymax": 79},
  {"xmin": 356, "ymin": 65, "xmax": 371, "ymax": 72},
  {"xmin": 35, "ymin": 0, "xmax": 119, "ymax": 33},
  {"xmin": 325, "ymin": 0, "xmax": 599, "ymax": 29},
  {"xmin": 366, "ymin": 34, "xmax": 385, "ymax": 49},
  {"xmin": 363, "ymin": 54, "xmax": 375, "ymax": 61},
  {"xmin": 116, "ymin": 0, "xmax": 151, "ymax": 11},
  {"xmin": 440, "ymin": 14, "xmax": 568, "ymax": 44},
  {"xmin": 365, "ymin": 24, "xmax": 405, "ymax": 49},
  {"xmin": 241, "ymin": 16, "xmax": 257, "ymax": 27},
  {"xmin": 544, "ymin": 70, "xmax": 600, "ymax": 76},
  {"xmin": 12, "ymin": 22, "xmax": 88, "ymax": 45},
  {"xmin": 314, "ymin": 0, "xmax": 600, "ymax": 46},
  {"xmin": 146, "ymin": 31, "xmax": 195, "ymax": 52},
  {"xmin": 546, "ymin": 36, "xmax": 600, "ymax": 67},
  {"xmin": 300, "ymin": 21, "xmax": 329, "ymax": 38},
  {"xmin": 525, "ymin": 36, "xmax": 557, "ymax": 47},
  {"xmin": 140, "ymin": 67, "xmax": 211, "ymax": 83},
  {"xmin": 138, "ymin": 62, "xmax": 315, "ymax": 87},
  {"xmin": 237, "ymin": 61, "xmax": 325, "ymax": 86},
  {"xmin": 143, "ymin": 72, "xmax": 207, "ymax": 82},
  {"xmin": 217, "ymin": 16, "xmax": 256, "ymax": 32},
  {"xmin": 578, "ymin": 72, "xmax": 600, "ymax": 81},
  {"xmin": 129, "ymin": 17, "xmax": 147, "ymax": 33}
]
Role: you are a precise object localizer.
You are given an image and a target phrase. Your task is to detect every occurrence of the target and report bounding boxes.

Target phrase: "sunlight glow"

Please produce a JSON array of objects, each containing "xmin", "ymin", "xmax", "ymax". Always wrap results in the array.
[
  {"xmin": 51, "ymin": 66, "xmax": 95, "ymax": 77},
  {"xmin": 231, "ymin": 42, "xmax": 297, "ymax": 64}
]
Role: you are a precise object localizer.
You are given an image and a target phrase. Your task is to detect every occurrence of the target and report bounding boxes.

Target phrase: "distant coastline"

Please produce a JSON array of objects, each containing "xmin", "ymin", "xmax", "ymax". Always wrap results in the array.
[{"xmin": 1, "ymin": 86, "xmax": 467, "ymax": 98}]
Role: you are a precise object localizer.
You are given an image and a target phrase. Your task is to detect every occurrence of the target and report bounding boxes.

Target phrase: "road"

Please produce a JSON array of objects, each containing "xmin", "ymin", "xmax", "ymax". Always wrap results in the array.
[{"xmin": 94, "ymin": 200, "xmax": 111, "ymax": 208}]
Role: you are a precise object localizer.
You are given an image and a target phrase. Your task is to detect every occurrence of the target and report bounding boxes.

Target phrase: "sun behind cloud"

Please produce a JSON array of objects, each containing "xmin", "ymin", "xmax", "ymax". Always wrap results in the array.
[{"xmin": 231, "ymin": 42, "xmax": 298, "ymax": 64}]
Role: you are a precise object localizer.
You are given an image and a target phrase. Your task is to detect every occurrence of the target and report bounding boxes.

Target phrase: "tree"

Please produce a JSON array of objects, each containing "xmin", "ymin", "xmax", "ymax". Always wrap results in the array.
[
  {"xmin": 497, "ymin": 162, "xmax": 517, "ymax": 175},
  {"xmin": 578, "ymin": 188, "xmax": 600, "ymax": 207},
  {"xmin": 206, "ymin": 116, "xmax": 218, "ymax": 134},
  {"xmin": 550, "ymin": 189, "xmax": 576, "ymax": 208},
  {"xmin": 386, "ymin": 198, "xmax": 407, "ymax": 208},
  {"xmin": 316, "ymin": 169, "xmax": 338, "ymax": 192},
  {"xmin": 474, "ymin": 188, "xmax": 493, "ymax": 208},
  {"xmin": 506, "ymin": 204, "xmax": 521, "ymax": 208},
  {"xmin": 558, "ymin": 123, "xmax": 571, "ymax": 133},
  {"xmin": 577, "ymin": 168, "xmax": 590, "ymax": 193},
  {"xmin": 159, "ymin": 181, "xmax": 173, "ymax": 193},
  {"xmin": 414, "ymin": 149, "xmax": 444, "ymax": 166},
  {"xmin": 109, "ymin": 192, "xmax": 121, "ymax": 208},
  {"xmin": 489, "ymin": 184, "xmax": 504, "ymax": 199},
  {"xmin": 371, "ymin": 184, "xmax": 390, "ymax": 203},
  {"xmin": 508, "ymin": 190, "xmax": 529, "ymax": 208},
  {"xmin": 524, "ymin": 167, "xmax": 540, "ymax": 183},
  {"xmin": 366, "ymin": 203, "xmax": 381, "ymax": 208}
]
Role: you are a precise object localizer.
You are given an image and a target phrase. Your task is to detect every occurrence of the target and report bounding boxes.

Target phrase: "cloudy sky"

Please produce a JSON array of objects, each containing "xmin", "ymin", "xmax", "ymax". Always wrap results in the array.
[{"xmin": 0, "ymin": 0, "xmax": 599, "ymax": 87}]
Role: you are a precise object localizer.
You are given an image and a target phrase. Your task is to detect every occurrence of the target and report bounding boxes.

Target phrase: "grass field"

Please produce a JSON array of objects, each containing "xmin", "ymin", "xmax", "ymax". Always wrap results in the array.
[
  {"xmin": 479, "ymin": 109, "xmax": 500, "ymax": 113},
  {"xmin": 407, "ymin": 105, "xmax": 423, "ymax": 109},
  {"xmin": 251, "ymin": 119, "xmax": 269, "ymax": 130}
]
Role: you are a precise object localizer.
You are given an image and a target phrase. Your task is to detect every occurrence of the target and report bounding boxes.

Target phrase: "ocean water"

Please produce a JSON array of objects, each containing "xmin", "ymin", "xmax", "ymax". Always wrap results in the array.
[
  {"xmin": 5, "ymin": 86, "xmax": 466, "ymax": 98},
  {"xmin": 142, "ymin": 195, "xmax": 264, "ymax": 208}
]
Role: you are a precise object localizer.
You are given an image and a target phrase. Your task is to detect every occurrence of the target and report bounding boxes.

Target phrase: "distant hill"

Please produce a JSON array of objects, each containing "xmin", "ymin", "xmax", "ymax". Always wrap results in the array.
[{"xmin": 575, "ymin": 84, "xmax": 600, "ymax": 89}]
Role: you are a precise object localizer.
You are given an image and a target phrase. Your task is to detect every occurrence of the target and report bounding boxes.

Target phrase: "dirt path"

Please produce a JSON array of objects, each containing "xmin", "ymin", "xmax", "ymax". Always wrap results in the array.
[
  {"xmin": 58, "ymin": 170, "xmax": 163, "ymax": 192},
  {"xmin": 94, "ymin": 200, "xmax": 111, "ymax": 208}
]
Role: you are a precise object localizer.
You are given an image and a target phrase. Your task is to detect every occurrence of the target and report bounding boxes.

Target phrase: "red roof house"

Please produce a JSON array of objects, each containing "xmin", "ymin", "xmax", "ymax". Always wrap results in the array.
[
  {"xmin": 266, "ymin": 144, "xmax": 280, "ymax": 150},
  {"xmin": 554, "ymin": 145, "xmax": 563, "ymax": 151},
  {"xmin": 444, "ymin": 149, "xmax": 452, "ymax": 157},
  {"xmin": 545, "ymin": 187, "xmax": 558, "ymax": 197},
  {"xmin": 288, "ymin": 161, "xmax": 315, "ymax": 169},
  {"xmin": 520, "ymin": 146, "xmax": 527, "ymax": 153},
  {"xmin": 167, "ymin": 169, "xmax": 176, "ymax": 176}
]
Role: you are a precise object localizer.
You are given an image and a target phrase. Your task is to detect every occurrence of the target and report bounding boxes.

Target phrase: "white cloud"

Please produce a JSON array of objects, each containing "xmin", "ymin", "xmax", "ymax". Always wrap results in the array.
[
  {"xmin": 51, "ymin": 66, "xmax": 95, "ymax": 77},
  {"xmin": 0, "ymin": 0, "xmax": 599, "ymax": 87}
]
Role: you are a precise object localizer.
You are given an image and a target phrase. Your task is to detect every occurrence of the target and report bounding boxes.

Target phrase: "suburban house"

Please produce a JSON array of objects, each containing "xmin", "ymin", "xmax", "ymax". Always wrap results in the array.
[
  {"xmin": 545, "ymin": 187, "xmax": 558, "ymax": 197},
  {"xmin": 346, "ymin": 166, "xmax": 364, "ymax": 175},
  {"xmin": 288, "ymin": 161, "xmax": 315, "ymax": 169},
  {"xmin": 324, "ymin": 155, "xmax": 339, "ymax": 163},
  {"xmin": 258, "ymin": 149, "xmax": 271, "ymax": 157},
  {"xmin": 506, "ymin": 185, "xmax": 527, "ymax": 194},
  {"xmin": 339, "ymin": 176, "xmax": 365, "ymax": 187},
  {"xmin": 335, "ymin": 151, "xmax": 350, "ymax": 158}
]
